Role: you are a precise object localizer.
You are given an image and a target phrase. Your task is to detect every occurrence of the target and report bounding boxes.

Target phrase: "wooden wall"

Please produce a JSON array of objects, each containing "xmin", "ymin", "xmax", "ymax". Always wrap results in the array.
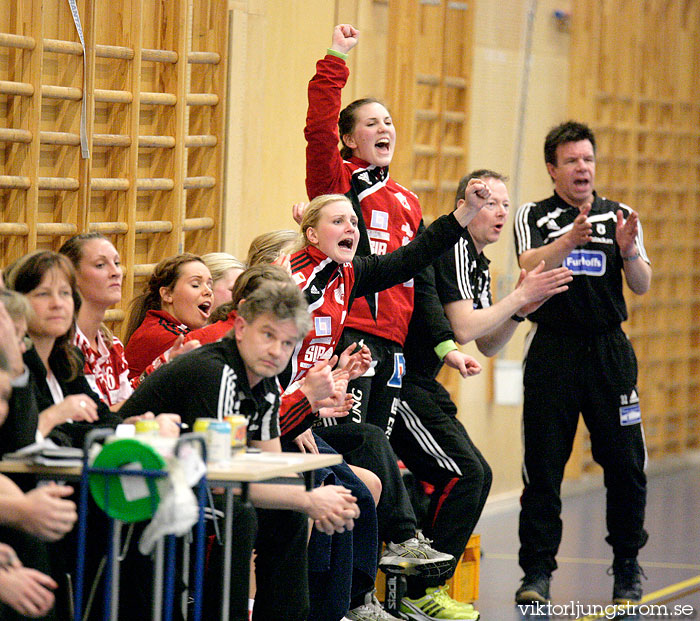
[
  {"xmin": 1, "ymin": 0, "xmax": 229, "ymax": 333},
  {"xmin": 567, "ymin": 0, "xmax": 700, "ymax": 472}
]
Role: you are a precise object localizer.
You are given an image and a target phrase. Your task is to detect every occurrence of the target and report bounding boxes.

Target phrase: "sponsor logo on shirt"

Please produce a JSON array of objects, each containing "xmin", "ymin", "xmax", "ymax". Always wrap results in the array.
[
  {"xmin": 314, "ymin": 316, "xmax": 332, "ymax": 337},
  {"xmin": 387, "ymin": 352, "xmax": 406, "ymax": 388},
  {"xmin": 619, "ymin": 403, "xmax": 641, "ymax": 426},
  {"xmin": 564, "ymin": 249, "xmax": 606, "ymax": 276},
  {"xmin": 370, "ymin": 210, "xmax": 389, "ymax": 230},
  {"xmin": 394, "ymin": 192, "xmax": 411, "ymax": 211},
  {"xmin": 304, "ymin": 344, "xmax": 332, "ymax": 363}
]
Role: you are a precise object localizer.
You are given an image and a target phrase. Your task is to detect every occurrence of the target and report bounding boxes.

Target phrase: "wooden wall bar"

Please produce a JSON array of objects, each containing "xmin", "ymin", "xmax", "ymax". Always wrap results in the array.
[
  {"xmin": 568, "ymin": 0, "xmax": 700, "ymax": 469},
  {"xmin": 0, "ymin": 0, "xmax": 228, "ymax": 336}
]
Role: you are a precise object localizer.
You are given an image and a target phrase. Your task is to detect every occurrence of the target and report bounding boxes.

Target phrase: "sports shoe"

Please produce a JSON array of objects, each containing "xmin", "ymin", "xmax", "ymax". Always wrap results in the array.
[
  {"xmin": 400, "ymin": 585, "xmax": 480, "ymax": 620},
  {"xmin": 514, "ymin": 571, "xmax": 551, "ymax": 604},
  {"xmin": 346, "ymin": 590, "xmax": 405, "ymax": 620},
  {"xmin": 379, "ymin": 531, "xmax": 454, "ymax": 578},
  {"xmin": 609, "ymin": 558, "xmax": 646, "ymax": 604}
]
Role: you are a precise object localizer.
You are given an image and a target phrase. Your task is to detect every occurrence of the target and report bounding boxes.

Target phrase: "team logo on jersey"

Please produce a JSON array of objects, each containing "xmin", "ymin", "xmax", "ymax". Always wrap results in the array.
[
  {"xmin": 596, "ymin": 223, "xmax": 606, "ymax": 235},
  {"xmin": 334, "ymin": 283, "xmax": 345, "ymax": 304},
  {"xmin": 371, "ymin": 210, "xmax": 389, "ymax": 231},
  {"xmin": 293, "ymin": 272, "xmax": 306, "ymax": 285},
  {"xmin": 387, "ymin": 353, "xmax": 406, "ymax": 388},
  {"xmin": 564, "ymin": 249, "xmax": 606, "ymax": 276},
  {"xmin": 394, "ymin": 192, "xmax": 411, "ymax": 211},
  {"xmin": 314, "ymin": 316, "xmax": 332, "ymax": 337}
]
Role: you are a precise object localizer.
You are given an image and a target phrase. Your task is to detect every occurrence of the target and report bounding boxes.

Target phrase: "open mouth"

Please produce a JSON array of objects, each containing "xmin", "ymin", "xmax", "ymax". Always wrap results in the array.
[
  {"xmin": 198, "ymin": 301, "xmax": 212, "ymax": 316},
  {"xmin": 338, "ymin": 238, "xmax": 354, "ymax": 250},
  {"xmin": 375, "ymin": 138, "xmax": 391, "ymax": 153}
]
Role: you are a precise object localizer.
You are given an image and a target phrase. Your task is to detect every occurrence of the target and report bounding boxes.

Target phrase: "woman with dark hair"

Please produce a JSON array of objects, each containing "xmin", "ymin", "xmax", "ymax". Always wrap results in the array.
[
  {"xmin": 123, "ymin": 253, "xmax": 213, "ymax": 379},
  {"xmin": 4, "ymin": 251, "xmax": 123, "ymax": 448}
]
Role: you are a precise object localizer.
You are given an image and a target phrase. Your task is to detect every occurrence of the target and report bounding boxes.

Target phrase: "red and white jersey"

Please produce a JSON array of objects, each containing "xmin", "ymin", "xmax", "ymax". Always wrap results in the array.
[
  {"xmin": 287, "ymin": 245, "xmax": 355, "ymax": 385},
  {"xmin": 305, "ymin": 54, "xmax": 423, "ymax": 346},
  {"xmin": 124, "ymin": 310, "xmax": 190, "ymax": 380},
  {"xmin": 74, "ymin": 325, "xmax": 133, "ymax": 407}
]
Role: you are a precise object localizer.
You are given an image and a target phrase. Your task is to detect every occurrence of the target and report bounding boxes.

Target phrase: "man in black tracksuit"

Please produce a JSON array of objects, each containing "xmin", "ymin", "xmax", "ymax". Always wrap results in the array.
[
  {"xmin": 513, "ymin": 121, "xmax": 652, "ymax": 606},
  {"xmin": 391, "ymin": 170, "xmax": 572, "ymax": 620}
]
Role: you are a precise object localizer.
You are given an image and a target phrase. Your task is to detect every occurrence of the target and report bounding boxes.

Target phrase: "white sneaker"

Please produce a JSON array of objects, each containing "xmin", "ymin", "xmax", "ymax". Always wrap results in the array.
[
  {"xmin": 345, "ymin": 590, "xmax": 405, "ymax": 620},
  {"xmin": 379, "ymin": 531, "xmax": 454, "ymax": 578}
]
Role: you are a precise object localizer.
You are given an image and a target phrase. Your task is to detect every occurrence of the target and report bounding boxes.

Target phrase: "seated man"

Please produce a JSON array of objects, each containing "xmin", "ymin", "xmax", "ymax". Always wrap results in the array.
[{"xmin": 120, "ymin": 277, "xmax": 359, "ymax": 621}]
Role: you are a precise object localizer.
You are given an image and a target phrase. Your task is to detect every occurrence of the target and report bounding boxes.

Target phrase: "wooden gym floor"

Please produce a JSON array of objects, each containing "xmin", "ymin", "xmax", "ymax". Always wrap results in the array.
[{"xmin": 474, "ymin": 460, "xmax": 700, "ymax": 619}]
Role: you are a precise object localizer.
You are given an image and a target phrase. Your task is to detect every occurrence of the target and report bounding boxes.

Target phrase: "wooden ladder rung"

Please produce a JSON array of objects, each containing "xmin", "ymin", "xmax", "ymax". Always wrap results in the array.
[
  {"xmin": 443, "ymin": 111, "xmax": 465, "ymax": 123},
  {"xmin": 41, "ymin": 131, "xmax": 80, "ymax": 146},
  {"xmin": 41, "ymin": 85, "xmax": 82, "ymax": 101},
  {"xmin": 38, "ymin": 177, "xmax": 80, "ymax": 191},
  {"xmin": 91, "ymin": 178, "xmax": 130, "ymax": 191},
  {"xmin": 0, "ymin": 33, "xmax": 35, "ymax": 50},
  {"xmin": 104, "ymin": 309, "xmax": 126, "ymax": 322},
  {"xmin": 36, "ymin": 223, "xmax": 77, "ymax": 235},
  {"xmin": 186, "ymin": 93, "xmax": 219, "ymax": 106},
  {"xmin": 94, "ymin": 89, "xmax": 133, "ymax": 104},
  {"xmin": 411, "ymin": 180, "xmax": 436, "ymax": 192},
  {"xmin": 0, "ymin": 128, "xmax": 32, "ymax": 143},
  {"xmin": 133, "ymin": 263, "xmax": 157, "ymax": 277},
  {"xmin": 188, "ymin": 51, "xmax": 220, "ymax": 65},
  {"xmin": 43, "ymin": 38, "xmax": 83, "ymax": 55},
  {"xmin": 139, "ymin": 135, "xmax": 176, "ymax": 148},
  {"xmin": 142, "ymin": 48, "xmax": 178, "ymax": 63},
  {"xmin": 441, "ymin": 146, "xmax": 464, "ymax": 158},
  {"xmin": 141, "ymin": 91, "xmax": 177, "ymax": 106},
  {"xmin": 414, "ymin": 144, "xmax": 437, "ymax": 157},
  {"xmin": 0, "ymin": 80, "xmax": 34, "ymax": 97},
  {"xmin": 444, "ymin": 76, "xmax": 466, "ymax": 89},
  {"xmin": 185, "ymin": 135, "xmax": 217, "ymax": 148},
  {"xmin": 416, "ymin": 73, "xmax": 440, "ymax": 86},
  {"xmin": 0, "ymin": 223, "xmax": 30, "ymax": 235},
  {"xmin": 93, "ymin": 134, "xmax": 131, "ymax": 147},
  {"xmin": 0, "ymin": 175, "xmax": 31, "ymax": 189},
  {"xmin": 136, "ymin": 178, "xmax": 175, "ymax": 191},
  {"xmin": 135, "ymin": 221, "xmax": 172, "ymax": 234},
  {"xmin": 184, "ymin": 176, "xmax": 215, "ymax": 189},
  {"xmin": 415, "ymin": 109, "xmax": 439, "ymax": 121},
  {"xmin": 183, "ymin": 217, "xmax": 214, "ymax": 231},
  {"xmin": 89, "ymin": 221, "xmax": 129, "ymax": 235},
  {"xmin": 95, "ymin": 44, "xmax": 133, "ymax": 60}
]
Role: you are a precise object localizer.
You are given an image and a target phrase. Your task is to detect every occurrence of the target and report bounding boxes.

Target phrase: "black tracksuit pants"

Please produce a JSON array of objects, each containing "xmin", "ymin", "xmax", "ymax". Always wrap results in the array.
[
  {"xmin": 391, "ymin": 374, "xmax": 492, "ymax": 591},
  {"xmin": 519, "ymin": 325, "xmax": 648, "ymax": 575}
]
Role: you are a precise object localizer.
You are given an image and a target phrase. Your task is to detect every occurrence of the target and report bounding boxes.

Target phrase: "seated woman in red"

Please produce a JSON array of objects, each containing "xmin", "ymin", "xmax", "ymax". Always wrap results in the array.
[
  {"xmin": 123, "ymin": 253, "xmax": 213, "ymax": 380},
  {"xmin": 280, "ymin": 187, "xmax": 488, "ymax": 436}
]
